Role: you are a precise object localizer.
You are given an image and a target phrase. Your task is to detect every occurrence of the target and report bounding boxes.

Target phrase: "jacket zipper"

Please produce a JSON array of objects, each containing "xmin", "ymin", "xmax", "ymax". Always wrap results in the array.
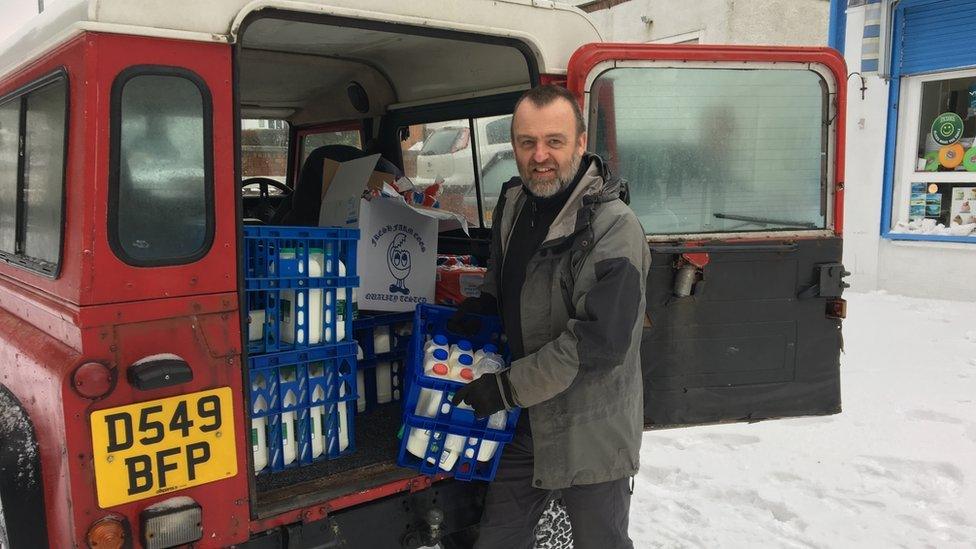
[{"xmin": 497, "ymin": 197, "xmax": 526, "ymax": 316}]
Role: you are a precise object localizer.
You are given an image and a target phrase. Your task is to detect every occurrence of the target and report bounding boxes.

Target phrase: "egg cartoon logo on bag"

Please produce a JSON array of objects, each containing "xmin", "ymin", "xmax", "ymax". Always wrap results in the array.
[{"xmin": 388, "ymin": 232, "xmax": 412, "ymax": 295}]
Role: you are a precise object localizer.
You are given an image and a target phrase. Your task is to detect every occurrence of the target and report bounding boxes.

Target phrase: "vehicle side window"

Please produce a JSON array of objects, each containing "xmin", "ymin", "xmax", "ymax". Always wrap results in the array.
[
  {"xmin": 400, "ymin": 119, "xmax": 479, "ymax": 226},
  {"xmin": 0, "ymin": 100, "xmax": 18, "ymax": 253},
  {"xmin": 474, "ymin": 115, "xmax": 514, "ymax": 227},
  {"xmin": 23, "ymin": 83, "xmax": 67, "ymax": 265},
  {"xmin": 242, "ymin": 118, "xmax": 289, "ymax": 183},
  {"xmin": 399, "ymin": 114, "xmax": 515, "ymax": 228},
  {"xmin": 109, "ymin": 68, "xmax": 213, "ymax": 266},
  {"xmin": 301, "ymin": 130, "xmax": 361, "ymax": 167},
  {"xmin": 591, "ymin": 67, "xmax": 827, "ymax": 235},
  {"xmin": 0, "ymin": 72, "xmax": 67, "ymax": 276}
]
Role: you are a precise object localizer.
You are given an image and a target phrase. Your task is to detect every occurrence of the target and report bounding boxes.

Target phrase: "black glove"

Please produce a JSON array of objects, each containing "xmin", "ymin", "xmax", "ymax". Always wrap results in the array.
[
  {"xmin": 451, "ymin": 371, "xmax": 514, "ymax": 419},
  {"xmin": 447, "ymin": 293, "xmax": 498, "ymax": 337}
]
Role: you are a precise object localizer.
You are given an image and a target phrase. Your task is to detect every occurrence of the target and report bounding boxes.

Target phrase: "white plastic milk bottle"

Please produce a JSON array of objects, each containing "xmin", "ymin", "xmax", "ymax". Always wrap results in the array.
[
  {"xmin": 374, "ymin": 327, "xmax": 392, "ymax": 403},
  {"xmin": 472, "ymin": 348, "xmax": 507, "ymax": 461},
  {"xmin": 356, "ymin": 345, "xmax": 366, "ymax": 412},
  {"xmin": 279, "ymin": 249, "xmax": 323, "ymax": 345},
  {"xmin": 310, "ymin": 385, "xmax": 325, "ymax": 459},
  {"xmin": 252, "ymin": 395, "xmax": 268, "ymax": 474},
  {"xmin": 424, "ymin": 334, "xmax": 450, "ymax": 357},
  {"xmin": 281, "ymin": 390, "xmax": 298, "ymax": 466}
]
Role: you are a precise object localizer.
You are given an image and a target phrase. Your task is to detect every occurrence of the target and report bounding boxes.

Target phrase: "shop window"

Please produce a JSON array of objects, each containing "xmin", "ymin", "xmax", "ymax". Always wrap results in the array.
[
  {"xmin": 890, "ymin": 68, "xmax": 976, "ymax": 238},
  {"xmin": 241, "ymin": 119, "xmax": 289, "ymax": 193},
  {"xmin": 590, "ymin": 67, "xmax": 829, "ymax": 236},
  {"xmin": 110, "ymin": 68, "xmax": 213, "ymax": 266},
  {"xmin": 0, "ymin": 72, "xmax": 67, "ymax": 276}
]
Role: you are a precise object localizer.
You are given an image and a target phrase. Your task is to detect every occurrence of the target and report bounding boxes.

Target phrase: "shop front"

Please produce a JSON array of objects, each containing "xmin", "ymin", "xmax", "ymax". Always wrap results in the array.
[{"xmin": 834, "ymin": 0, "xmax": 976, "ymax": 298}]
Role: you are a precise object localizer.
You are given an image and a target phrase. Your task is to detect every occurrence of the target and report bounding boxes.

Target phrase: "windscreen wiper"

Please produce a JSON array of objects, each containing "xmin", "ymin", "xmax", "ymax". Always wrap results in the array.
[{"xmin": 713, "ymin": 213, "xmax": 818, "ymax": 229}]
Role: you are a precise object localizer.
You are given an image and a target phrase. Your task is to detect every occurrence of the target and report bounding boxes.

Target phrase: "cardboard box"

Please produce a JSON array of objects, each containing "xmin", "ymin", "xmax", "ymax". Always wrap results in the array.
[
  {"xmin": 356, "ymin": 197, "xmax": 437, "ymax": 311},
  {"xmin": 318, "ymin": 154, "xmax": 455, "ymax": 312}
]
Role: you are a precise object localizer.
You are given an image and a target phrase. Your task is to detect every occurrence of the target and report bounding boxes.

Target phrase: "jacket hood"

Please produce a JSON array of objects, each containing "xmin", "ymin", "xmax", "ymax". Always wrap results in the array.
[{"xmin": 542, "ymin": 152, "xmax": 623, "ymax": 246}]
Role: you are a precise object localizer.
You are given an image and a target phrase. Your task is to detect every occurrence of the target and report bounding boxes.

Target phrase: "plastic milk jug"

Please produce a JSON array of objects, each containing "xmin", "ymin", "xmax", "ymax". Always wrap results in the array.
[
  {"xmin": 248, "ymin": 309, "xmax": 265, "ymax": 342},
  {"xmin": 338, "ymin": 381, "xmax": 350, "ymax": 452},
  {"xmin": 282, "ymin": 390, "xmax": 298, "ymax": 466},
  {"xmin": 251, "ymin": 395, "xmax": 268, "ymax": 474},
  {"xmin": 448, "ymin": 340, "xmax": 473, "ymax": 366},
  {"xmin": 472, "ymin": 343, "xmax": 499, "ymax": 365},
  {"xmin": 356, "ymin": 345, "xmax": 366, "ymax": 412},
  {"xmin": 376, "ymin": 361, "xmax": 392, "ymax": 404},
  {"xmin": 280, "ymin": 250, "xmax": 324, "ymax": 345},
  {"xmin": 424, "ymin": 334, "xmax": 450, "ymax": 357},
  {"xmin": 310, "ymin": 385, "xmax": 325, "ymax": 458},
  {"xmin": 332, "ymin": 259, "xmax": 350, "ymax": 341},
  {"xmin": 439, "ymin": 357, "xmax": 476, "ymax": 471},
  {"xmin": 373, "ymin": 326, "xmax": 391, "ymax": 354},
  {"xmin": 406, "ymin": 352, "xmax": 453, "ymax": 463},
  {"xmin": 415, "ymin": 350, "xmax": 450, "ymax": 417},
  {"xmin": 472, "ymin": 349, "xmax": 506, "ymax": 461}
]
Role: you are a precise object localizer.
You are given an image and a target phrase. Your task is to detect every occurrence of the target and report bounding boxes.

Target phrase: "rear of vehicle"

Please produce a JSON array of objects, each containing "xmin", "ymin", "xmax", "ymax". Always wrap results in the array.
[{"xmin": 0, "ymin": 2, "xmax": 846, "ymax": 548}]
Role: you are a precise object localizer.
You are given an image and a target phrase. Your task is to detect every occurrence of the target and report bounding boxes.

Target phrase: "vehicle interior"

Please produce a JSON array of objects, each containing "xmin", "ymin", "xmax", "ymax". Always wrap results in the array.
[{"xmin": 235, "ymin": 11, "xmax": 536, "ymax": 514}]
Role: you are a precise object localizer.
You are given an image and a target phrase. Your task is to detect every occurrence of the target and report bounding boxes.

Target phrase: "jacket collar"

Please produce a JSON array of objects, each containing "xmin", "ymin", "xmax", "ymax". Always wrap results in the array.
[{"xmin": 499, "ymin": 153, "xmax": 621, "ymax": 255}]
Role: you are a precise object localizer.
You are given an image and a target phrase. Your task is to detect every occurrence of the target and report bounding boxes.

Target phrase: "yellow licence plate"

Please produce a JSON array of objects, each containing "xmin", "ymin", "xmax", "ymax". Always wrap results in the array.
[{"xmin": 91, "ymin": 387, "xmax": 238, "ymax": 508}]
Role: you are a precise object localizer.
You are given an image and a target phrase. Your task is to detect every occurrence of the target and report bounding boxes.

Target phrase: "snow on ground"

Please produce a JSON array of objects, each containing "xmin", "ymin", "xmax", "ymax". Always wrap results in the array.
[{"xmin": 630, "ymin": 291, "xmax": 976, "ymax": 548}]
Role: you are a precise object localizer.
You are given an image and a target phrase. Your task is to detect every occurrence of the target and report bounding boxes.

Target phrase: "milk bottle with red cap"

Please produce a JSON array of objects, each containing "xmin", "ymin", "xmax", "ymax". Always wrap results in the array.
[
  {"xmin": 472, "ymin": 348, "xmax": 507, "ymax": 461},
  {"xmin": 406, "ymin": 348, "xmax": 453, "ymax": 464}
]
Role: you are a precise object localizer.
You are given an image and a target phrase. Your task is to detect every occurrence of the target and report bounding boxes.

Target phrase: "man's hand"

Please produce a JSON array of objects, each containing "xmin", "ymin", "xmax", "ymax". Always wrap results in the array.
[
  {"xmin": 447, "ymin": 293, "xmax": 498, "ymax": 336},
  {"xmin": 451, "ymin": 371, "xmax": 514, "ymax": 418}
]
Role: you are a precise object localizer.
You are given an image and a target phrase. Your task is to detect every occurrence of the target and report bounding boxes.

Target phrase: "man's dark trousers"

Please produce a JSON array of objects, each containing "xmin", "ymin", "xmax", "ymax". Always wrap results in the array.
[{"xmin": 473, "ymin": 430, "xmax": 634, "ymax": 549}]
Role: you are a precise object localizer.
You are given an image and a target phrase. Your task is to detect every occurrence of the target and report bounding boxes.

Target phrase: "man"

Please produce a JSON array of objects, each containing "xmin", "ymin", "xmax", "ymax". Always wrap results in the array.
[{"xmin": 452, "ymin": 85, "xmax": 650, "ymax": 548}]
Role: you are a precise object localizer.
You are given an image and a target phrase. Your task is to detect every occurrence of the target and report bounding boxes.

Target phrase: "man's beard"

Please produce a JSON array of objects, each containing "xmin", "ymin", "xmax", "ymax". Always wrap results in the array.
[{"xmin": 523, "ymin": 151, "xmax": 582, "ymax": 198}]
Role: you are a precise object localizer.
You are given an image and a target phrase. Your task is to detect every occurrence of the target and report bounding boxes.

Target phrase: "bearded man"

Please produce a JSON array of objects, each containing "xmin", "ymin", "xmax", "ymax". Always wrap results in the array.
[{"xmin": 452, "ymin": 84, "xmax": 650, "ymax": 549}]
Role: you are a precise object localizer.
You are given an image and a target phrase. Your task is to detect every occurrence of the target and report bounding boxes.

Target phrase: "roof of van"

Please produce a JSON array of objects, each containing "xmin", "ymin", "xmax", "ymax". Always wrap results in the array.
[{"xmin": 0, "ymin": 0, "xmax": 603, "ymax": 80}]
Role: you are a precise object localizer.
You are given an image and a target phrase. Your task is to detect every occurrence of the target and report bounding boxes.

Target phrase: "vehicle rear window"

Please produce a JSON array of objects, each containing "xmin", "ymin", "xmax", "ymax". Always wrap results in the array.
[
  {"xmin": 110, "ymin": 68, "xmax": 213, "ymax": 266},
  {"xmin": 0, "ymin": 72, "xmax": 67, "ymax": 276},
  {"xmin": 590, "ymin": 67, "xmax": 828, "ymax": 235}
]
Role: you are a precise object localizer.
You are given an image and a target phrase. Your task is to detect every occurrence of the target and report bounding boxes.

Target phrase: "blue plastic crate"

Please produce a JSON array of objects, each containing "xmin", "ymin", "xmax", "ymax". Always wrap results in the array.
[
  {"xmin": 243, "ymin": 226, "xmax": 360, "ymax": 355},
  {"xmin": 248, "ymin": 343, "xmax": 358, "ymax": 473},
  {"xmin": 352, "ymin": 311, "xmax": 413, "ymax": 412},
  {"xmin": 397, "ymin": 304, "xmax": 520, "ymax": 481}
]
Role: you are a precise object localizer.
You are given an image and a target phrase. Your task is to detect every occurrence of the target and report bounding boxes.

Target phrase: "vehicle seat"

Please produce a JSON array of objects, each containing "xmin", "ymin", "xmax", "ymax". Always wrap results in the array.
[
  {"xmin": 275, "ymin": 144, "xmax": 404, "ymax": 226},
  {"xmin": 275, "ymin": 144, "xmax": 365, "ymax": 226}
]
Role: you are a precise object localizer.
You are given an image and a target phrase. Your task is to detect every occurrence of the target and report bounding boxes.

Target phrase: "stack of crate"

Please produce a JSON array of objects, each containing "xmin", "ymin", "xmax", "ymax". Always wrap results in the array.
[
  {"xmin": 352, "ymin": 311, "xmax": 414, "ymax": 413},
  {"xmin": 243, "ymin": 226, "xmax": 359, "ymax": 474}
]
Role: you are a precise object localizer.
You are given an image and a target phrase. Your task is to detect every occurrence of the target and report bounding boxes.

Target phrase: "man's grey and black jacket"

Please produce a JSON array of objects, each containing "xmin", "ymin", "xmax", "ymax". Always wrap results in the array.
[{"xmin": 480, "ymin": 153, "xmax": 651, "ymax": 490}]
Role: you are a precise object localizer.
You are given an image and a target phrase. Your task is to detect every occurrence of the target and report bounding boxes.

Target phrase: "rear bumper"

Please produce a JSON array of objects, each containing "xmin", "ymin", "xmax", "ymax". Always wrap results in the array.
[{"xmin": 239, "ymin": 479, "xmax": 485, "ymax": 548}]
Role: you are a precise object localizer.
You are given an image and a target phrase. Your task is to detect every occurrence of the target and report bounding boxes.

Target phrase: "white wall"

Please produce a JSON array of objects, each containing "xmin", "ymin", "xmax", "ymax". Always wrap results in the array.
[
  {"xmin": 840, "ymin": 4, "xmax": 886, "ymax": 292},
  {"xmin": 584, "ymin": 0, "xmax": 829, "ymax": 45}
]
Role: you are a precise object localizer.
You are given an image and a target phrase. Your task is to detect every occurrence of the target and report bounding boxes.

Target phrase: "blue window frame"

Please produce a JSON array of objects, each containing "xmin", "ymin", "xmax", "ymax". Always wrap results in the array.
[{"xmin": 880, "ymin": 0, "xmax": 976, "ymax": 243}]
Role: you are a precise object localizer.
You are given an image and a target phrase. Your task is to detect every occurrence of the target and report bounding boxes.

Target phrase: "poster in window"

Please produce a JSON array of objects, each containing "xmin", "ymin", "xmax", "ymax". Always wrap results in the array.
[
  {"xmin": 925, "ymin": 193, "xmax": 943, "ymax": 217},
  {"xmin": 949, "ymin": 187, "xmax": 976, "ymax": 226}
]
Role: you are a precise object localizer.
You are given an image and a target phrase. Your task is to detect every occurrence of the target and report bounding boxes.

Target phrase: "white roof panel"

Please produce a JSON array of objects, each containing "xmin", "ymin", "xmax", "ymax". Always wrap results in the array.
[{"xmin": 0, "ymin": 0, "xmax": 602, "ymax": 79}]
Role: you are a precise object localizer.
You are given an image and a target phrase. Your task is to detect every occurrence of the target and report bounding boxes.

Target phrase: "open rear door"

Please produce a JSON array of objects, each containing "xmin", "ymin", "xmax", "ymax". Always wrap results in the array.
[{"xmin": 567, "ymin": 45, "xmax": 848, "ymax": 427}]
